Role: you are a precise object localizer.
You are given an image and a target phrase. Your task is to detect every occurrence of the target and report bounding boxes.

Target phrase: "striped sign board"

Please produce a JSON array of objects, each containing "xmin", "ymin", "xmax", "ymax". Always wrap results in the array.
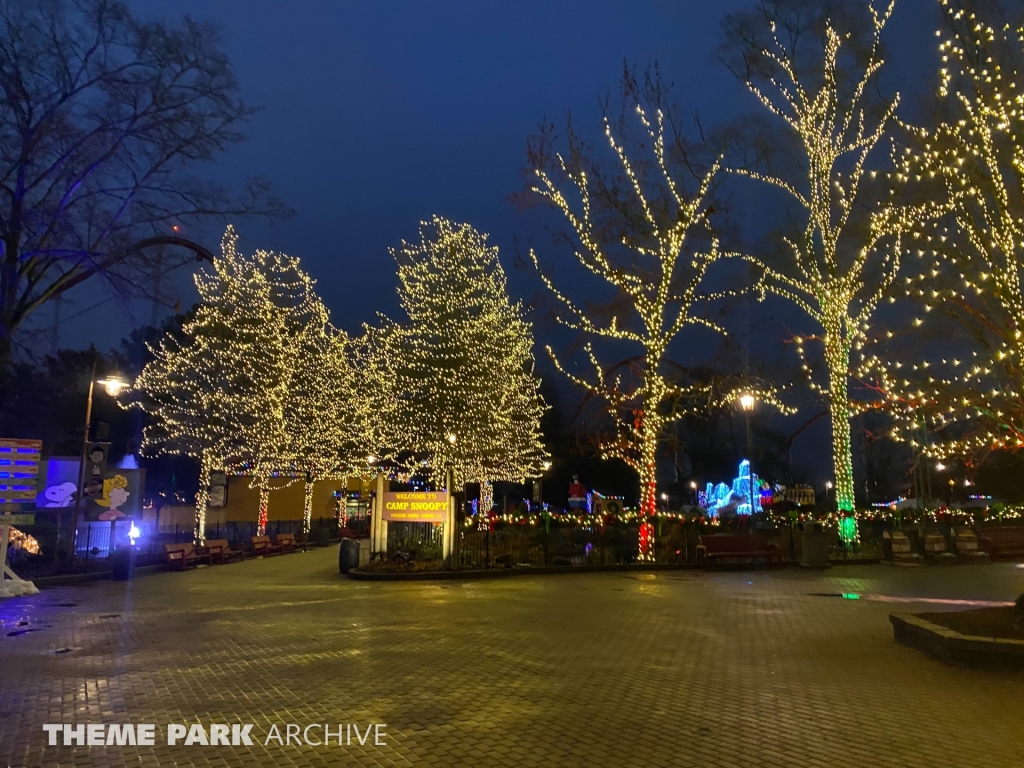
[{"xmin": 0, "ymin": 438, "xmax": 43, "ymax": 503}]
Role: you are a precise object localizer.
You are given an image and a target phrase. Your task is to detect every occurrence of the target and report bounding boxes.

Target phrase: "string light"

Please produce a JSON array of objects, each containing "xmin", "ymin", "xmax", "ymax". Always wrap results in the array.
[
  {"xmin": 529, "ymin": 93, "xmax": 793, "ymax": 561},
  {"xmin": 131, "ymin": 228, "xmax": 368, "ymax": 541},
  {"xmin": 736, "ymin": 1, "xmax": 943, "ymax": 531},
  {"xmin": 284, "ymin": 318, "xmax": 367, "ymax": 535},
  {"xmin": 131, "ymin": 228, "xmax": 293, "ymax": 542},
  {"xmin": 363, "ymin": 217, "xmax": 549, "ymax": 490},
  {"xmin": 868, "ymin": 2, "xmax": 1024, "ymax": 465}
]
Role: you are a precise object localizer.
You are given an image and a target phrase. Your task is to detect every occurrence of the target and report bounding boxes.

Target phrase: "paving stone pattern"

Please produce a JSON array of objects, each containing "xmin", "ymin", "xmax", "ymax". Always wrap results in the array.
[{"xmin": 1, "ymin": 550, "xmax": 1022, "ymax": 767}]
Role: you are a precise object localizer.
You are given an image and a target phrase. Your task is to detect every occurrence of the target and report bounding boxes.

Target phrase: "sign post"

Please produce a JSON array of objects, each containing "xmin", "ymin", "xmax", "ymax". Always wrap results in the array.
[
  {"xmin": 370, "ymin": 473, "xmax": 387, "ymax": 558},
  {"xmin": 380, "ymin": 491, "xmax": 449, "ymax": 523},
  {"xmin": 445, "ymin": 470, "xmax": 455, "ymax": 566},
  {"xmin": 377, "ymin": 488, "xmax": 453, "ymax": 565}
]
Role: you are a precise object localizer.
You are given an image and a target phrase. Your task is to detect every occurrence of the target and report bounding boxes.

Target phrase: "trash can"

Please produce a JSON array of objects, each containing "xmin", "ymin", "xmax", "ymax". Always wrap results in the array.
[
  {"xmin": 339, "ymin": 539, "xmax": 360, "ymax": 574},
  {"xmin": 800, "ymin": 522, "xmax": 831, "ymax": 568},
  {"xmin": 111, "ymin": 547, "xmax": 136, "ymax": 581}
]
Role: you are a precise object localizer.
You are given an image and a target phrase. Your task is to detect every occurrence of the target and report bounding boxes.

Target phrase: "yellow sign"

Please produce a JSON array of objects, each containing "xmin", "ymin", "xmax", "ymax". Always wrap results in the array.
[{"xmin": 382, "ymin": 491, "xmax": 449, "ymax": 522}]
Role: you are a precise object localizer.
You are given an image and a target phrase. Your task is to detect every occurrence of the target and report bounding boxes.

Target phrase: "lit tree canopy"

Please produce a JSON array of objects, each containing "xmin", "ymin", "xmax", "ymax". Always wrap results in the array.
[
  {"xmin": 370, "ymin": 216, "xmax": 548, "ymax": 487},
  {"xmin": 130, "ymin": 228, "xmax": 290, "ymax": 541},
  {"xmin": 284, "ymin": 316, "xmax": 366, "ymax": 532},
  {"xmin": 133, "ymin": 228, "xmax": 369, "ymax": 537},
  {"xmin": 875, "ymin": 0, "xmax": 1024, "ymax": 463},
  {"xmin": 526, "ymin": 71, "xmax": 784, "ymax": 559},
  {"xmin": 730, "ymin": 0, "xmax": 942, "ymax": 516}
]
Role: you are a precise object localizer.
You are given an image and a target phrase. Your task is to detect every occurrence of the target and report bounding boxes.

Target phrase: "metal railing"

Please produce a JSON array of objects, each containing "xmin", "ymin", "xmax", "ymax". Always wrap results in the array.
[{"xmin": 9, "ymin": 515, "xmax": 368, "ymax": 579}]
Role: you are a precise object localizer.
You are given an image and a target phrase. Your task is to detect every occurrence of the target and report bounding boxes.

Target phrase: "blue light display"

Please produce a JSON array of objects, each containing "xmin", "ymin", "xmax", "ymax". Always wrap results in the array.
[{"xmin": 698, "ymin": 460, "xmax": 761, "ymax": 517}]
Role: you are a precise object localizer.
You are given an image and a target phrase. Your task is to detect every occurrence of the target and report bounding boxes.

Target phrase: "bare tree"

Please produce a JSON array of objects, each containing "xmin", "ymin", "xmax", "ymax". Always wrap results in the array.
[
  {"xmin": 0, "ymin": 0, "xmax": 289, "ymax": 373},
  {"xmin": 525, "ymin": 69, "xmax": 787, "ymax": 560}
]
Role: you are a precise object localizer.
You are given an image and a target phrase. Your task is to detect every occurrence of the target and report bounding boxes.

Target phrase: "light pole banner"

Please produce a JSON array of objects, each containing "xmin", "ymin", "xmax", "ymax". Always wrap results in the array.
[{"xmin": 381, "ymin": 492, "xmax": 449, "ymax": 522}]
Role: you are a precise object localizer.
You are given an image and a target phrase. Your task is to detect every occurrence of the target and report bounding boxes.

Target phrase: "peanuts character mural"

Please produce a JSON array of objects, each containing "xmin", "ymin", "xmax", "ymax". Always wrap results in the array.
[
  {"xmin": 95, "ymin": 474, "xmax": 131, "ymax": 521},
  {"xmin": 43, "ymin": 481, "xmax": 78, "ymax": 507}
]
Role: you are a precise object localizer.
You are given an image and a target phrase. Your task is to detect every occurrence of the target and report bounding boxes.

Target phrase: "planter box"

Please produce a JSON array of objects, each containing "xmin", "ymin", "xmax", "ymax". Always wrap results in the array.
[{"xmin": 890, "ymin": 613, "xmax": 1024, "ymax": 670}]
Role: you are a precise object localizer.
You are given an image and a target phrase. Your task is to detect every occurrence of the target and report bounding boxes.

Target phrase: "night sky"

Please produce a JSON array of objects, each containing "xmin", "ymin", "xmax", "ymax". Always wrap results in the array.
[{"xmin": 54, "ymin": 0, "xmax": 939, "ymax": 482}]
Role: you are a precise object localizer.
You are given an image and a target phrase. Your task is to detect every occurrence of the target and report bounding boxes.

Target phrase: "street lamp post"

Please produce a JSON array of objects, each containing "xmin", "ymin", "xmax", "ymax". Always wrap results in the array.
[
  {"xmin": 534, "ymin": 460, "xmax": 552, "ymax": 509},
  {"xmin": 67, "ymin": 367, "xmax": 126, "ymax": 558},
  {"xmin": 739, "ymin": 394, "xmax": 755, "ymax": 514}
]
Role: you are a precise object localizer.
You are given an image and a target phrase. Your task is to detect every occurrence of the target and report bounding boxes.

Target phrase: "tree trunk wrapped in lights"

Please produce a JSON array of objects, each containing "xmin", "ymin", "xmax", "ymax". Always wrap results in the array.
[
  {"xmin": 732, "ymin": 1, "xmax": 940, "ymax": 525},
  {"xmin": 130, "ymin": 228, "xmax": 290, "ymax": 543},
  {"xmin": 367, "ymin": 217, "xmax": 548, "ymax": 490},
  {"xmin": 526, "ymin": 72, "xmax": 750, "ymax": 561}
]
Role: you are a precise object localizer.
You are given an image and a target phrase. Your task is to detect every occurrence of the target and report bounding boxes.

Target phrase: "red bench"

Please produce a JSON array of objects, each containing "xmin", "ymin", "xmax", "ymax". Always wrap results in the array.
[
  {"xmin": 978, "ymin": 527, "xmax": 1024, "ymax": 559},
  {"xmin": 696, "ymin": 534, "xmax": 783, "ymax": 567},
  {"xmin": 164, "ymin": 543, "xmax": 212, "ymax": 570}
]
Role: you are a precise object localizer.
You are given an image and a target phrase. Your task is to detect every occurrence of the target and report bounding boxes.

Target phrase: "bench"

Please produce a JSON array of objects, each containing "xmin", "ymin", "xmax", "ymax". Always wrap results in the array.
[
  {"xmin": 978, "ymin": 527, "xmax": 1024, "ymax": 559},
  {"xmin": 205, "ymin": 538, "xmax": 245, "ymax": 564},
  {"xmin": 952, "ymin": 527, "xmax": 988, "ymax": 561},
  {"xmin": 251, "ymin": 535, "xmax": 283, "ymax": 557},
  {"xmin": 164, "ymin": 543, "xmax": 212, "ymax": 570},
  {"xmin": 885, "ymin": 530, "xmax": 922, "ymax": 564},
  {"xmin": 696, "ymin": 534, "xmax": 783, "ymax": 566},
  {"xmin": 274, "ymin": 533, "xmax": 300, "ymax": 554},
  {"xmin": 924, "ymin": 532, "xmax": 955, "ymax": 561}
]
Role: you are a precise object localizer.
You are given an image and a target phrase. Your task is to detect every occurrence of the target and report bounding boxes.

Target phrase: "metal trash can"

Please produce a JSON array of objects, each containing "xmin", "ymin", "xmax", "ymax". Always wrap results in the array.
[
  {"xmin": 800, "ymin": 522, "xmax": 831, "ymax": 568},
  {"xmin": 339, "ymin": 539, "xmax": 360, "ymax": 574}
]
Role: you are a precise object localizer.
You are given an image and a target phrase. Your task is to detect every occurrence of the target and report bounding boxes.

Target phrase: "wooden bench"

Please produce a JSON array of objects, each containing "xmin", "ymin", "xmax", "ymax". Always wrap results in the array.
[
  {"xmin": 164, "ymin": 543, "xmax": 212, "ymax": 570},
  {"xmin": 696, "ymin": 534, "xmax": 783, "ymax": 566},
  {"xmin": 205, "ymin": 538, "xmax": 245, "ymax": 564},
  {"xmin": 978, "ymin": 527, "xmax": 1024, "ymax": 559},
  {"xmin": 251, "ymin": 535, "xmax": 283, "ymax": 557},
  {"xmin": 274, "ymin": 533, "xmax": 300, "ymax": 554}
]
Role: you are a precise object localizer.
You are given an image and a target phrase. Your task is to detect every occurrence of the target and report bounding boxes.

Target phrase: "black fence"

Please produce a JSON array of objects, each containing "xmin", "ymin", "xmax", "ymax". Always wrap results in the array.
[
  {"xmin": 8, "ymin": 514, "xmax": 370, "ymax": 580},
  {"xmin": 14, "ymin": 512, "xmax": 975, "ymax": 579},
  {"xmin": 382, "ymin": 517, "xmax": 888, "ymax": 569}
]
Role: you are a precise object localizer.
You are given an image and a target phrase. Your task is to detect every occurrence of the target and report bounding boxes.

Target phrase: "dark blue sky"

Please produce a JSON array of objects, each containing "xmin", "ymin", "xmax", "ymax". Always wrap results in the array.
[
  {"xmin": 53, "ymin": 0, "xmax": 931, "ymax": 337},
  {"xmin": 56, "ymin": 0, "xmax": 938, "ymax": 486},
  {"xmin": 143, "ymin": 0, "xmax": 760, "ymax": 327}
]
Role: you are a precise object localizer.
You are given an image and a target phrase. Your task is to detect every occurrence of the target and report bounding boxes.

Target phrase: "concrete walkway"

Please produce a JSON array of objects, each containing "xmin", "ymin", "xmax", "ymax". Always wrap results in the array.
[{"xmin": 1, "ymin": 548, "xmax": 1022, "ymax": 767}]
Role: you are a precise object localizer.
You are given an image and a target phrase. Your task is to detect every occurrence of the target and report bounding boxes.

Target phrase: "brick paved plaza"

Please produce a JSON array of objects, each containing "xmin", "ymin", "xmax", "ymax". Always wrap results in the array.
[{"xmin": 1, "ymin": 550, "xmax": 1022, "ymax": 768}]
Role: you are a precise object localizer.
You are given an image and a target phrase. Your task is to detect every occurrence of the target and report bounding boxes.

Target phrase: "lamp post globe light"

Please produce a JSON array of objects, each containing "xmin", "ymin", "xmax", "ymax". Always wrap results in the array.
[
  {"xmin": 737, "ymin": 393, "xmax": 756, "ymax": 515},
  {"xmin": 529, "ymin": 460, "xmax": 553, "ymax": 510},
  {"xmin": 98, "ymin": 377, "xmax": 127, "ymax": 396}
]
